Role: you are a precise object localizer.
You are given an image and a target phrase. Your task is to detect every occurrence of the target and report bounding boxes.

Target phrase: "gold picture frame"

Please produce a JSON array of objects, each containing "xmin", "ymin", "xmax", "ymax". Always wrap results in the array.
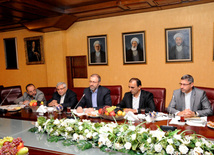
[{"xmin": 24, "ymin": 36, "xmax": 44, "ymax": 65}]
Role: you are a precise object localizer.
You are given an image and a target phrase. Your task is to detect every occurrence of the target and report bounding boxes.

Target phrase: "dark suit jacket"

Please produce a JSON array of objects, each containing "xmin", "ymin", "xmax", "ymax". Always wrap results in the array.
[
  {"xmin": 118, "ymin": 90, "xmax": 156, "ymax": 113},
  {"xmin": 91, "ymin": 51, "xmax": 106, "ymax": 63},
  {"xmin": 78, "ymin": 86, "xmax": 112, "ymax": 109},
  {"xmin": 167, "ymin": 87, "xmax": 213, "ymax": 116},
  {"xmin": 47, "ymin": 89, "xmax": 78, "ymax": 109},
  {"xmin": 126, "ymin": 46, "xmax": 144, "ymax": 62}
]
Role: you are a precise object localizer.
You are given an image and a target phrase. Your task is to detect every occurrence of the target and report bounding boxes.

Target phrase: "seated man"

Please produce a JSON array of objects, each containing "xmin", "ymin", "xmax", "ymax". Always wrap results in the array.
[
  {"xmin": 47, "ymin": 82, "xmax": 77, "ymax": 109},
  {"xmin": 167, "ymin": 74, "xmax": 213, "ymax": 117},
  {"xmin": 76, "ymin": 74, "xmax": 112, "ymax": 112},
  {"xmin": 118, "ymin": 78, "xmax": 155, "ymax": 113},
  {"xmin": 14, "ymin": 84, "xmax": 46, "ymax": 105}
]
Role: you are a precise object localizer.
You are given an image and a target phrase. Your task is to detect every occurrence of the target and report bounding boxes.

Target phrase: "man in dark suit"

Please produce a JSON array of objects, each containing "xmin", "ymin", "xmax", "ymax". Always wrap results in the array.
[
  {"xmin": 90, "ymin": 40, "xmax": 106, "ymax": 63},
  {"xmin": 48, "ymin": 82, "xmax": 77, "ymax": 109},
  {"xmin": 126, "ymin": 37, "xmax": 144, "ymax": 62},
  {"xmin": 167, "ymin": 74, "xmax": 213, "ymax": 117},
  {"xmin": 118, "ymin": 78, "xmax": 155, "ymax": 113},
  {"xmin": 76, "ymin": 74, "xmax": 112, "ymax": 112}
]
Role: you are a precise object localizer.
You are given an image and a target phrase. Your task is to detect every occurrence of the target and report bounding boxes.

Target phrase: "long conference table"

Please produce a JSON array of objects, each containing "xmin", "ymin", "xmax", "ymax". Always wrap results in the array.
[{"xmin": 0, "ymin": 107, "xmax": 214, "ymax": 155}]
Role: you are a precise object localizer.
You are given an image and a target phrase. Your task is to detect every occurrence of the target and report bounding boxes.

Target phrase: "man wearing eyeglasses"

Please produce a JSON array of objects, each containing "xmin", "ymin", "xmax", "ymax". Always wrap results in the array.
[
  {"xmin": 48, "ymin": 82, "xmax": 77, "ymax": 109},
  {"xmin": 167, "ymin": 74, "xmax": 213, "ymax": 117},
  {"xmin": 76, "ymin": 74, "xmax": 112, "ymax": 113},
  {"xmin": 14, "ymin": 84, "xmax": 46, "ymax": 105}
]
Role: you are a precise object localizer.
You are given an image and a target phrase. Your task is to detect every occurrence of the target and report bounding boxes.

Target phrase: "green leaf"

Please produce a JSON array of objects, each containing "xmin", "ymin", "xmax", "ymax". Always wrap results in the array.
[
  {"xmin": 28, "ymin": 127, "xmax": 38, "ymax": 133},
  {"xmin": 76, "ymin": 140, "xmax": 92, "ymax": 151},
  {"xmin": 47, "ymin": 136, "xmax": 64, "ymax": 142},
  {"xmin": 62, "ymin": 139, "xmax": 77, "ymax": 146}
]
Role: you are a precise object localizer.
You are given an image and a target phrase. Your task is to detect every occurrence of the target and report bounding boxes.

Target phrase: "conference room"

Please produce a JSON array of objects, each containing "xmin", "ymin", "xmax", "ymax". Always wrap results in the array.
[{"xmin": 0, "ymin": 0, "xmax": 214, "ymax": 154}]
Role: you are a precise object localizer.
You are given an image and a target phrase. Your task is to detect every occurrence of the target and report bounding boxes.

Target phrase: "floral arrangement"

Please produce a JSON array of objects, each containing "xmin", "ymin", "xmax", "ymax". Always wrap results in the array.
[{"xmin": 29, "ymin": 117, "xmax": 214, "ymax": 155}]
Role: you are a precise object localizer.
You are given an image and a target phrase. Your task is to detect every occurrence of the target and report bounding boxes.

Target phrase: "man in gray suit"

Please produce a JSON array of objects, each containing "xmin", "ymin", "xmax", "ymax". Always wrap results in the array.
[{"xmin": 167, "ymin": 74, "xmax": 213, "ymax": 117}]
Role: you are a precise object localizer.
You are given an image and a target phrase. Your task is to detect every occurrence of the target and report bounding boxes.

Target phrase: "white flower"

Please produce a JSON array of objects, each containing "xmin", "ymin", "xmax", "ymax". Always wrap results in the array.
[
  {"xmin": 154, "ymin": 143, "xmax": 162, "ymax": 152},
  {"xmin": 205, "ymin": 151, "xmax": 212, "ymax": 155},
  {"xmin": 174, "ymin": 134, "xmax": 182, "ymax": 140},
  {"xmin": 79, "ymin": 126, "xmax": 83, "ymax": 131},
  {"xmin": 139, "ymin": 144, "xmax": 146, "ymax": 153},
  {"xmin": 53, "ymin": 131, "xmax": 59, "ymax": 136},
  {"xmin": 150, "ymin": 130, "xmax": 165, "ymax": 141},
  {"xmin": 53, "ymin": 119, "xmax": 60, "ymax": 125},
  {"xmin": 114, "ymin": 143, "xmax": 123, "ymax": 150},
  {"xmin": 138, "ymin": 127, "xmax": 148, "ymax": 134},
  {"xmin": 166, "ymin": 145, "xmax": 174, "ymax": 154},
  {"xmin": 147, "ymin": 137, "xmax": 151, "ymax": 143},
  {"xmin": 195, "ymin": 142, "xmax": 201, "ymax": 147},
  {"xmin": 193, "ymin": 147, "xmax": 203, "ymax": 154},
  {"xmin": 66, "ymin": 126, "xmax": 73, "ymax": 131},
  {"xmin": 86, "ymin": 132, "xmax": 92, "ymax": 139},
  {"xmin": 179, "ymin": 144, "xmax": 189, "ymax": 154},
  {"xmin": 38, "ymin": 126, "xmax": 43, "ymax": 132},
  {"xmin": 78, "ymin": 122, "xmax": 83, "ymax": 126},
  {"xmin": 120, "ymin": 127, "xmax": 124, "ymax": 132},
  {"xmin": 181, "ymin": 138, "xmax": 190, "ymax": 145},
  {"xmin": 167, "ymin": 139, "xmax": 173, "ymax": 144},
  {"xmin": 35, "ymin": 122, "xmax": 39, "ymax": 127},
  {"xmin": 92, "ymin": 132, "xmax": 98, "ymax": 138},
  {"xmin": 79, "ymin": 135, "xmax": 86, "ymax": 140},
  {"xmin": 73, "ymin": 133, "xmax": 79, "ymax": 141},
  {"xmin": 124, "ymin": 142, "xmax": 132, "ymax": 150},
  {"xmin": 106, "ymin": 139, "xmax": 112, "ymax": 148},
  {"xmin": 129, "ymin": 125, "xmax": 135, "ymax": 131},
  {"xmin": 131, "ymin": 134, "xmax": 136, "ymax": 141},
  {"xmin": 84, "ymin": 129, "xmax": 89, "ymax": 133}
]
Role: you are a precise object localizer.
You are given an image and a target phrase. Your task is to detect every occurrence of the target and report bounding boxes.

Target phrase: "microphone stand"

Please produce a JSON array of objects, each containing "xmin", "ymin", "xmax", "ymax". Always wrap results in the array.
[
  {"xmin": 68, "ymin": 94, "xmax": 85, "ymax": 119},
  {"xmin": 160, "ymin": 102, "xmax": 177, "ymax": 131}
]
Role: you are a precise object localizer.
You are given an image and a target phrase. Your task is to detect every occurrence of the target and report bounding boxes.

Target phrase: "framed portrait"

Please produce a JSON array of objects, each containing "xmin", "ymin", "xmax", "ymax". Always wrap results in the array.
[
  {"xmin": 165, "ymin": 27, "xmax": 192, "ymax": 62},
  {"xmin": 24, "ymin": 36, "xmax": 44, "ymax": 65},
  {"xmin": 87, "ymin": 35, "xmax": 108, "ymax": 65},
  {"xmin": 122, "ymin": 31, "xmax": 146, "ymax": 64}
]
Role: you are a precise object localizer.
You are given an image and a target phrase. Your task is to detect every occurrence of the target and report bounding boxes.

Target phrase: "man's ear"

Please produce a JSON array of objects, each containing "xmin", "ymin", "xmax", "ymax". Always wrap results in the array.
[{"xmin": 191, "ymin": 82, "xmax": 194, "ymax": 88}]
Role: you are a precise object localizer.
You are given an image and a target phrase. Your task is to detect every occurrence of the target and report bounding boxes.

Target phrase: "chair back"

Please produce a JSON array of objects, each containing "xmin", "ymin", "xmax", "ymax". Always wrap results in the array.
[
  {"xmin": 141, "ymin": 87, "xmax": 166, "ymax": 112},
  {"xmin": 104, "ymin": 85, "xmax": 122, "ymax": 106},
  {"xmin": 195, "ymin": 86, "xmax": 214, "ymax": 112},
  {"xmin": 0, "ymin": 85, "xmax": 3, "ymax": 103},
  {"xmin": 70, "ymin": 87, "xmax": 85, "ymax": 101},
  {"xmin": 0, "ymin": 85, "xmax": 22, "ymax": 105},
  {"xmin": 37, "ymin": 87, "xmax": 56, "ymax": 101}
]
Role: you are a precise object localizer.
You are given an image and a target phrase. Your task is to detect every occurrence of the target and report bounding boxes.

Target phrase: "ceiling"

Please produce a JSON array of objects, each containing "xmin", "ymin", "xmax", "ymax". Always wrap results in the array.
[{"xmin": 0, "ymin": 0, "xmax": 213, "ymax": 32}]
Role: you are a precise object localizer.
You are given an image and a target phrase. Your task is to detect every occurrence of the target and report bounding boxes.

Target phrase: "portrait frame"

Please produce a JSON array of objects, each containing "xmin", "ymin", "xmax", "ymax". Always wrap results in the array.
[
  {"xmin": 87, "ymin": 35, "xmax": 108, "ymax": 65},
  {"xmin": 165, "ymin": 26, "xmax": 192, "ymax": 62},
  {"xmin": 122, "ymin": 31, "xmax": 146, "ymax": 64},
  {"xmin": 24, "ymin": 36, "xmax": 44, "ymax": 65}
]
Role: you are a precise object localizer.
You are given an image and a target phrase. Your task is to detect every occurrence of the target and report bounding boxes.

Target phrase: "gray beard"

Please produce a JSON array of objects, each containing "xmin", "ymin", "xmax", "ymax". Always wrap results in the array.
[
  {"xmin": 176, "ymin": 45, "xmax": 183, "ymax": 52},
  {"xmin": 131, "ymin": 46, "xmax": 137, "ymax": 51}
]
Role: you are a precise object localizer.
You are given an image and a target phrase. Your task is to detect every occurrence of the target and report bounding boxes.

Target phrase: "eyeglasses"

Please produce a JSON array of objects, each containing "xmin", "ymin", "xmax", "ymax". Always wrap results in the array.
[
  {"xmin": 57, "ymin": 87, "xmax": 65, "ymax": 91},
  {"xmin": 179, "ymin": 83, "xmax": 191, "ymax": 86},
  {"xmin": 89, "ymin": 81, "xmax": 98, "ymax": 84}
]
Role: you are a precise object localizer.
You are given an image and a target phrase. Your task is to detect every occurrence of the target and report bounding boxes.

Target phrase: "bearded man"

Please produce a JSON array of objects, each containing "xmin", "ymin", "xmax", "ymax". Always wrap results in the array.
[{"xmin": 126, "ymin": 37, "xmax": 144, "ymax": 62}]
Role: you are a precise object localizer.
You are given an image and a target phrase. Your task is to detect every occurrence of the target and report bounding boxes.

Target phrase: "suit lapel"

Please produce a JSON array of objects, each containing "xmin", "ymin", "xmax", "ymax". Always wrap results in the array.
[
  {"xmin": 180, "ymin": 92, "xmax": 185, "ymax": 110},
  {"xmin": 190, "ymin": 89, "xmax": 196, "ymax": 110},
  {"xmin": 97, "ymin": 87, "xmax": 101, "ymax": 107},
  {"xmin": 139, "ymin": 90, "xmax": 144, "ymax": 108}
]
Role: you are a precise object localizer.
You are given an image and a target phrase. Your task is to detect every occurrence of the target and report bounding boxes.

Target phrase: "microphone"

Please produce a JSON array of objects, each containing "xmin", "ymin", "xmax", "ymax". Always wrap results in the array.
[
  {"xmin": 74, "ymin": 94, "xmax": 85, "ymax": 109},
  {"xmin": 160, "ymin": 97, "xmax": 177, "ymax": 131},
  {"xmin": 0, "ymin": 89, "xmax": 13, "ymax": 106}
]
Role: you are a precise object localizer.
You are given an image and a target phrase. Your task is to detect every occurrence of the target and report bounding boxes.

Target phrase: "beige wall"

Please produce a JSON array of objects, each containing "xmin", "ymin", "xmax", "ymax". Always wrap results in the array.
[{"xmin": 0, "ymin": 3, "xmax": 214, "ymax": 107}]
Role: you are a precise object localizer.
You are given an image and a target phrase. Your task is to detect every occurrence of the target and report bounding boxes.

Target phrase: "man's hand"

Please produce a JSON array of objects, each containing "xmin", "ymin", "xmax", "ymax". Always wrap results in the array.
[
  {"xmin": 123, "ymin": 108, "xmax": 137, "ymax": 113},
  {"xmin": 48, "ymin": 100, "xmax": 58, "ymax": 107},
  {"xmin": 177, "ymin": 109, "xmax": 196, "ymax": 118},
  {"xmin": 23, "ymin": 100, "xmax": 29, "ymax": 105}
]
